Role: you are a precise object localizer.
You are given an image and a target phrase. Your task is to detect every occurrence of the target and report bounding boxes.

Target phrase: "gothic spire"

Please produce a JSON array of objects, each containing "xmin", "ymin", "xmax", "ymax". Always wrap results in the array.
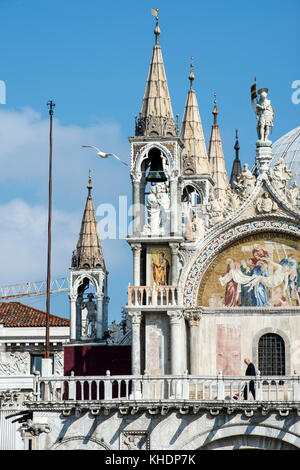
[
  {"xmin": 230, "ymin": 129, "xmax": 242, "ymax": 189},
  {"xmin": 208, "ymin": 94, "xmax": 229, "ymax": 198},
  {"xmin": 135, "ymin": 21, "xmax": 176, "ymax": 137},
  {"xmin": 180, "ymin": 59, "xmax": 210, "ymax": 175},
  {"xmin": 72, "ymin": 171, "xmax": 106, "ymax": 271}
]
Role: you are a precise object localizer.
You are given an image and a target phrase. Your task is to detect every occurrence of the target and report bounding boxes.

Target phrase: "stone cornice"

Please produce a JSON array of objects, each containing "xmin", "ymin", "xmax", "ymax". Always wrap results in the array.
[
  {"xmin": 22, "ymin": 400, "xmax": 300, "ymax": 418},
  {"xmin": 201, "ymin": 307, "xmax": 300, "ymax": 316}
]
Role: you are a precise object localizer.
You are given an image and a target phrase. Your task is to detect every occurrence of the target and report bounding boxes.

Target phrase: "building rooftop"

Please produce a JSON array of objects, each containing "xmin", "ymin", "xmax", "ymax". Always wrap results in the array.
[{"xmin": 0, "ymin": 302, "xmax": 70, "ymax": 328}]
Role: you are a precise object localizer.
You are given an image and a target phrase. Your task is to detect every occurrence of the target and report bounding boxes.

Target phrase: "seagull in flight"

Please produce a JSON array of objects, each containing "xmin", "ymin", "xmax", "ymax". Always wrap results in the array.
[{"xmin": 81, "ymin": 145, "xmax": 128, "ymax": 166}]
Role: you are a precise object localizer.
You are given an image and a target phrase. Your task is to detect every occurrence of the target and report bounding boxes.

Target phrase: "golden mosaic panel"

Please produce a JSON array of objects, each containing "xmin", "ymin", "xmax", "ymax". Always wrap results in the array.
[
  {"xmin": 197, "ymin": 232, "xmax": 300, "ymax": 308},
  {"xmin": 150, "ymin": 246, "xmax": 171, "ymax": 286}
]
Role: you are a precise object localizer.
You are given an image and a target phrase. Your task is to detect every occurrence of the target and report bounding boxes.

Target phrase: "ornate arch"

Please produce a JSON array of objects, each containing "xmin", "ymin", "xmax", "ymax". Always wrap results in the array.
[
  {"xmin": 50, "ymin": 435, "xmax": 111, "ymax": 450},
  {"xmin": 71, "ymin": 272, "xmax": 103, "ymax": 297},
  {"xmin": 181, "ymin": 181, "xmax": 205, "ymax": 204},
  {"xmin": 181, "ymin": 219, "xmax": 300, "ymax": 307},
  {"xmin": 178, "ymin": 423, "xmax": 300, "ymax": 450},
  {"xmin": 132, "ymin": 142, "xmax": 176, "ymax": 179},
  {"xmin": 252, "ymin": 327, "xmax": 291, "ymax": 375}
]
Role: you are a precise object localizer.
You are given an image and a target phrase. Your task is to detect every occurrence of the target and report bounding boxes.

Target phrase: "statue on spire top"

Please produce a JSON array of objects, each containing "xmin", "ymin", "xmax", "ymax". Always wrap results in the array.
[{"xmin": 251, "ymin": 78, "xmax": 274, "ymax": 144}]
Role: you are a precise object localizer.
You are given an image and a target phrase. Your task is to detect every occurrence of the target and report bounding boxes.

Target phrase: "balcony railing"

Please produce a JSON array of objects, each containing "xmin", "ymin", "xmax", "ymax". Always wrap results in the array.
[
  {"xmin": 127, "ymin": 284, "xmax": 181, "ymax": 307},
  {"xmin": 16, "ymin": 371, "xmax": 300, "ymax": 404}
]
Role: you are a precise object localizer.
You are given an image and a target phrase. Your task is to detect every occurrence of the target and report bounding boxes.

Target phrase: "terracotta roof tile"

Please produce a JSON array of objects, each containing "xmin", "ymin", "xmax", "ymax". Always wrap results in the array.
[{"xmin": 0, "ymin": 302, "xmax": 70, "ymax": 328}]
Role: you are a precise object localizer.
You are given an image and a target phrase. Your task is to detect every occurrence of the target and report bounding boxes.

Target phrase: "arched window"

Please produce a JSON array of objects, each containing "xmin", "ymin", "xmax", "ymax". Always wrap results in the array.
[{"xmin": 258, "ymin": 333, "xmax": 285, "ymax": 376}]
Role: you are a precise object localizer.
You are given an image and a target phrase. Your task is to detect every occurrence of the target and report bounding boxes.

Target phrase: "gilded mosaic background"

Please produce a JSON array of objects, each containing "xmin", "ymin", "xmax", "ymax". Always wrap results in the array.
[
  {"xmin": 197, "ymin": 232, "xmax": 300, "ymax": 307},
  {"xmin": 150, "ymin": 247, "xmax": 171, "ymax": 286}
]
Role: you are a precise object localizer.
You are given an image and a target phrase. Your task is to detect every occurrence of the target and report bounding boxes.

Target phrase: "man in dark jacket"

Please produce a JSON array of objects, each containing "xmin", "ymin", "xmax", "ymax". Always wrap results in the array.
[{"xmin": 243, "ymin": 358, "xmax": 256, "ymax": 400}]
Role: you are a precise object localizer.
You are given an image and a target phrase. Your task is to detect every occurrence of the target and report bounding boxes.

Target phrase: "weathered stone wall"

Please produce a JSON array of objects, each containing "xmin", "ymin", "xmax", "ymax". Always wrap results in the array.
[
  {"xmin": 198, "ymin": 312, "xmax": 300, "ymax": 375},
  {"xmin": 31, "ymin": 409, "xmax": 300, "ymax": 450}
]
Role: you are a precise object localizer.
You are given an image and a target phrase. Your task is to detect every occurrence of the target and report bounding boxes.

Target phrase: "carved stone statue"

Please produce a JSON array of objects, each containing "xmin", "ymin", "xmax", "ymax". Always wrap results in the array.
[
  {"xmin": 255, "ymin": 192, "xmax": 278, "ymax": 214},
  {"xmin": 234, "ymin": 163, "xmax": 256, "ymax": 200},
  {"xmin": 81, "ymin": 293, "xmax": 97, "ymax": 338},
  {"xmin": 207, "ymin": 193, "xmax": 223, "ymax": 227},
  {"xmin": 144, "ymin": 182, "xmax": 170, "ymax": 235},
  {"xmin": 224, "ymin": 187, "xmax": 240, "ymax": 214},
  {"xmin": 286, "ymin": 181, "xmax": 300, "ymax": 208},
  {"xmin": 269, "ymin": 156, "xmax": 293, "ymax": 195},
  {"xmin": 251, "ymin": 84, "xmax": 274, "ymax": 143}
]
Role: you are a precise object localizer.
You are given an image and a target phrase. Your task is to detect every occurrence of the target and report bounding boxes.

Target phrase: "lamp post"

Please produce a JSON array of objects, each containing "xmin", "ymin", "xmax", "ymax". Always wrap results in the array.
[{"xmin": 45, "ymin": 100, "xmax": 55, "ymax": 360}]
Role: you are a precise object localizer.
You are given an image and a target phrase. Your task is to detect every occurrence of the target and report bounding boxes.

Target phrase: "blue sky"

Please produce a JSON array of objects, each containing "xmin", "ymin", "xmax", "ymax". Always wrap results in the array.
[{"xmin": 0, "ymin": 0, "xmax": 299, "ymax": 322}]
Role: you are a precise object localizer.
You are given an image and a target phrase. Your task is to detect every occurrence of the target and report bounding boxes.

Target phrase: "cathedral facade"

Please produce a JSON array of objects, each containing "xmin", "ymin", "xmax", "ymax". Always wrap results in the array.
[
  {"xmin": 126, "ymin": 21, "xmax": 300, "ymax": 382},
  {"xmin": 1, "ymin": 20, "xmax": 300, "ymax": 451}
]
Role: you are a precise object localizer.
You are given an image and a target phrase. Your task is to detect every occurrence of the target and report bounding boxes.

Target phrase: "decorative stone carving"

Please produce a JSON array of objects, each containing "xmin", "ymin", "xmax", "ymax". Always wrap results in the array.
[
  {"xmin": 184, "ymin": 310, "xmax": 202, "ymax": 326},
  {"xmin": 106, "ymin": 320, "xmax": 127, "ymax": 345},
  {"xmin": 143, "ymin": 182, "xmax": 170, "ymax": 235},
  {"xmin": 167, "ymin": 310, "xmax": 183, "ymax": 324},
  {"xmin": 255, "ymin": 192, "xmax": 278, "ymax": 214},
  {"xmin": 224, "ymin": 187, "xmax": 241, "ymax": 214},
  {"xmin": 206, "ymin": 193, "xmax": 223, "ymax": 227},
  {"xmin": 54, "ymin": 352, "xmax": 64, "ymax": 376},
  {"xmin": 0, "ymin": 352, "xmax": 30, "ymax": 376},
  {"xmin": 128, "ymin": 311, "xmax": 142, "ymax": 325},
  {"xmin": 268, "ymin": 156, "xmax": 293, "ymax": 197},
  {"xmin": 122, "ymin": 431, "xmax": 150, "ymax": 450},
  {"xmin": 21, "ymin": 419, "xmax": 51, "ymax": 436},
  {"xmin": 130, "ymin": 171, "xmax": 143, "ymax": 183},
  {"xmin": 0, "ymin": 390, "xmax": 21, "ymax": 407},
  {"xmin": 183, "ymin": 155, "xmax": 196, "ymax": 175},
  {"xmin": 286, "ymin": 182, "xmax": 300, "ymax": 208},
  {"xmin": 233, "ymin": 163, "xmax": 256, "ymax": 201},
  {"xmin": 135, "ymin": 115, "xmax": 176, "ymax": 137}
]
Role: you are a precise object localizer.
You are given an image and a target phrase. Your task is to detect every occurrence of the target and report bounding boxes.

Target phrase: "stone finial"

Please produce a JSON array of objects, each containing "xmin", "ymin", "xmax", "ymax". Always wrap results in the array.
[
  {"xmin": 212, "ymin": 93, "xmax": 219, "ymax": 125},
  {"xmin": 87, "ymin": 169, "xmax": 93, "ymax": 196},
  {"xmin": 154, "ymin": 21, "xmax": 160, "ymax": 45},
  {"xmin": 188, "ymin": 57, "xmax": 195, "ymax": 89}
]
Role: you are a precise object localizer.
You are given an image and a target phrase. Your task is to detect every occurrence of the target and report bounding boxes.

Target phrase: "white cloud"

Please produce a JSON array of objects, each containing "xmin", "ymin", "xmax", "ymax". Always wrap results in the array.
[
  {"xmin": 0, "ymin": 198, "xmax": 80, "ymax": 285},
  {"xmin": 0, "ymin": 107, "xmax": 131, "ymax": 209},
  {"xmin": 0, "ymin": 108, "xmax": 132, "ymax": 319}
]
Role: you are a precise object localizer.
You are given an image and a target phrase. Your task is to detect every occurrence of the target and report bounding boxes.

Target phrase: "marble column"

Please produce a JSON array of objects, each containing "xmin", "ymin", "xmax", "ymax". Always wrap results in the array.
[
  {"xmin": 167, "ymin": 310, "xmax": 183, "ymax": 375},
  {"xmin": 103, "ymin": 296, "xmax": 109, "ymax": 334},
  {"xmin": 69, "ymin": 293, "xmax": 77, "ymax": 341},
  {"xmin": 169, "ymin": 177, "xmax": 178, "ymax": 236},
  {"xmin": 185, "ymin": 310, "xmax": 202, "ymax": 375},
  {"xmin": 95, "ymin": 294, "xmax": 104, "ymax": 341},
  {"xmin": 131, "ymin": 243, "xmax": 142, "ymax": 286},
  {"xmin": 132, "ymin": 180, "xmax": 141, "ymax": 235},
  {"xmin": 169, "ymin": 243, "xmax": 179, "ymax": 285},
  {"xmin": 128, "ymin": 311, "xmax": 142, "ymax": 375}
]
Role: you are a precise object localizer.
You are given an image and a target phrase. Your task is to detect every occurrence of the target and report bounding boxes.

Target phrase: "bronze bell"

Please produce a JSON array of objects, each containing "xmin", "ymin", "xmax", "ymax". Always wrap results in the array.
[{"xmin": 146, "ymin": 148, "xmax": 167, "ymax": 182}]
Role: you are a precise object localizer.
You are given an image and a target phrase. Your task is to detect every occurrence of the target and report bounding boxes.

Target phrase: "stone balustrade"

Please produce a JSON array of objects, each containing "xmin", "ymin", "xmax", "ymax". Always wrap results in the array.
[
  {"xmin": 10, "ymin": 371, "xmax": 300, "ymax": 404},
  {"xmin": 127, "ymin": 283, "xmax": 181, "ymax": 307}
]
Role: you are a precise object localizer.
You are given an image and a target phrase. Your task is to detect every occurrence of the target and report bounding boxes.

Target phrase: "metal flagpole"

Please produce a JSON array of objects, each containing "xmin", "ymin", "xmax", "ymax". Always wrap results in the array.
[{"xmin": 45, "ymin": 100, "xmax": 55, "ymax": 359}]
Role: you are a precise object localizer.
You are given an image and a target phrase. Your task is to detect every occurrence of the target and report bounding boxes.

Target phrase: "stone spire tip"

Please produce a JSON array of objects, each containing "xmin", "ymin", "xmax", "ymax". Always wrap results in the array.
[
  {"xmin": 154, "ymin": 20, "xmax": 160, "ymax": 45},
  {"xmin": 87, "ymin": 169, "xmax": 93, "ymax": 196},
  {"xmin": 188, "ymin": 57, "xmax": 195, "ymax": 89},
  {"xmin": 212, "ymin": 93, "xmax": 219, "ymax": 124}
]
